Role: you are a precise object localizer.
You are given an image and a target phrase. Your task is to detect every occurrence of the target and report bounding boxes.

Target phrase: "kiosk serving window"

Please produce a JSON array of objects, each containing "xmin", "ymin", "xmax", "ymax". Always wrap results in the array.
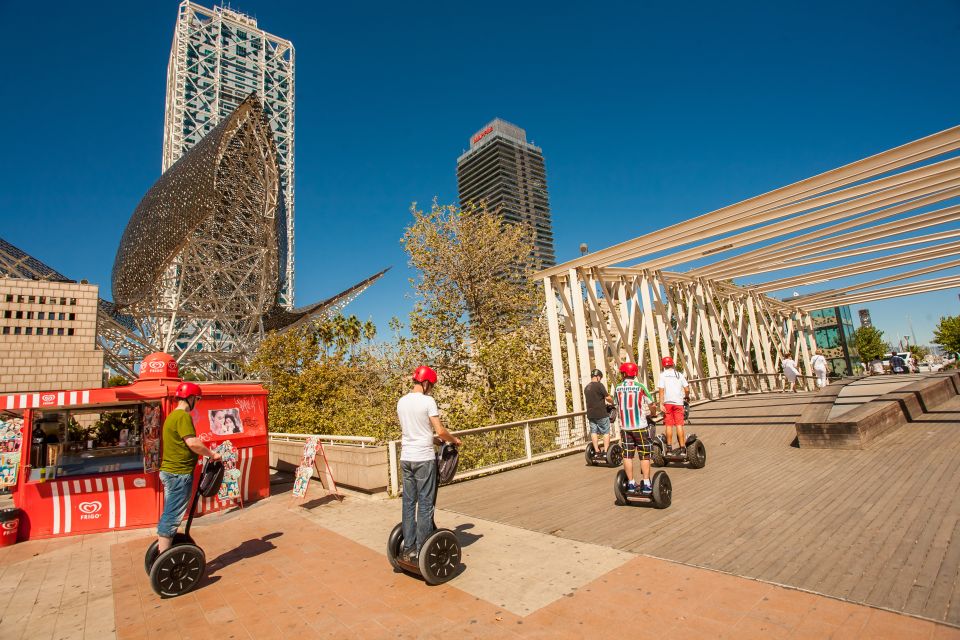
[{"xmin": 30, "ymin": 403, "xmax": 161, "ymax": 480}]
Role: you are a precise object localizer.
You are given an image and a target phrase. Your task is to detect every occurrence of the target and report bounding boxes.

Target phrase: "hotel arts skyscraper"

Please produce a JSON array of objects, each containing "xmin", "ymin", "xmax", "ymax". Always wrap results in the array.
[
  {"xmin": 163, "ymin": 1, "xmax": 296, "ymax": 307},
  {"xmin": 456, "ymin": 119, "xmax": 556, "ymax": 270}
]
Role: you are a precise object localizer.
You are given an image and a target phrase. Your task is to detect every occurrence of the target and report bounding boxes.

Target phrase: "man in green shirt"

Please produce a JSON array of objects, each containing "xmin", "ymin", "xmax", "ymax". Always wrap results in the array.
[{"xmin": 157, "ymin": 382, "xmax": 220, "ymax": 553}]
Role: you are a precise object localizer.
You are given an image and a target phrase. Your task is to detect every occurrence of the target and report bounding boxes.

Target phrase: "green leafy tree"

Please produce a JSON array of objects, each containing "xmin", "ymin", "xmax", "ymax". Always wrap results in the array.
[
  {"xmin": 106, "ymin": 375, "xmax": 129, "ymax": 387},
  {"xmin": 400, "ymin": 202, "xmax": 557, "ymax": 469},
  {"xmin": 852, "ymin": 326, "xmax": 890, "ymax": 362},
  {"xmin": 401, "ymin": 202, "xmax": 554, "ymax": 424},
  {"xmin": 246, "ymin": 315, "xmax": 402, "ymax": 442},
  {"xmin": 933, "ymin": 315, "xmax": 960, "ymax": 356}
]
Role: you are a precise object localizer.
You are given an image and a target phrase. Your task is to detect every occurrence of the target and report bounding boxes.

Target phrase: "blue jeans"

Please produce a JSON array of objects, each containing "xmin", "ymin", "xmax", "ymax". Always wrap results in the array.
[
  {"xmin": 158, "ymin": 471, "xmax": 194, "ymax": 537},
  {"xmin": 401, "ymin": 460, "xmax": 438, "ymax": 553}
]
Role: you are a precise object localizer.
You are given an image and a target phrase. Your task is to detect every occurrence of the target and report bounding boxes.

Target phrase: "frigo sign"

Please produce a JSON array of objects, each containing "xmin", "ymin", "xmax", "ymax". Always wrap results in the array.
[{"xmin": 78, "ymin": 501, "xmax": 103, "ymax": 520}]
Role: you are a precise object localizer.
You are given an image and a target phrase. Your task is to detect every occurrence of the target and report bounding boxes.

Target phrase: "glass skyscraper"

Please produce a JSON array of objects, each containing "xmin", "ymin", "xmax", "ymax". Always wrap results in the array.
[
  {"xmin": 457, "ymin": 119, "xmax": 556, "ymax": 270},
  {"xmin": 163, "ymin": 1, "xmax": 295, "ymax": 307},
  {"xmin": 811, "ymin": 305, "xmax": 861, "ymax": 375}
]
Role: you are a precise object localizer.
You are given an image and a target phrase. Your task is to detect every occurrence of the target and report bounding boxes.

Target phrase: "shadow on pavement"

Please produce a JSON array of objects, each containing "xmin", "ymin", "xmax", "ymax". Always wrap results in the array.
[
  {"xmin": 206, "ymin": 531, "xmax": 283, "ymax": 576},
  {"xmin": 454, "ymin": 523, "xmax": 483, "ymax": 547}
]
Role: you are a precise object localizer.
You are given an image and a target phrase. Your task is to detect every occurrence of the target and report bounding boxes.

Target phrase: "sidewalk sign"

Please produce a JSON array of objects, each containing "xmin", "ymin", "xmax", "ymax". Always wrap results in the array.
[{"xmin": 291, "ymin": 436, "xmax": 341, "ymax": 501}]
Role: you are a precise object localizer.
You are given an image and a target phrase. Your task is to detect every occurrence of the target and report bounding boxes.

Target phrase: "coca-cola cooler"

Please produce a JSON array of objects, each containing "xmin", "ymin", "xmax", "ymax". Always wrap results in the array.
[{"xmin": 0, "ymin": 353, "xmax": 270, "ymax": 541}]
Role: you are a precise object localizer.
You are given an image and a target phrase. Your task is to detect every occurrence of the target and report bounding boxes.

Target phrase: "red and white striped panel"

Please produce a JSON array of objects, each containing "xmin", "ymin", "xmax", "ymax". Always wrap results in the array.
[
  {"xmin": 4, "ymin": 390, "xmax": 91, "ymax": 410},
  {"xmin": 49, "ymin": 475, "xmax": 128, "ymax": 535}
]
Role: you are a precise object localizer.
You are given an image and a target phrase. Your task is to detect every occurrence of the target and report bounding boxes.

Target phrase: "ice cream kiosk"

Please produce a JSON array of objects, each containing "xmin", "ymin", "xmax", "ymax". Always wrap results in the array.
[{"xmin": 0, "ymin": 352, "xmax": 269, "ymax": 541}]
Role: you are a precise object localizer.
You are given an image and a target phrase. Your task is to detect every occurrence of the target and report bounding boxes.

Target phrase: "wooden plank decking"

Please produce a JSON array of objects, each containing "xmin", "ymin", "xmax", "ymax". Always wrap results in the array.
[{"xmin": 438, "ymin": 392, "xmax": 960, "ymax": 626}]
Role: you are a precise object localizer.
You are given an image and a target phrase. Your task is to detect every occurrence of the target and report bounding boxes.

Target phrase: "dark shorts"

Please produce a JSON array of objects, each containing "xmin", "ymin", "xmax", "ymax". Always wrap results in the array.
[{"xmin": 621, "ymin": 428, "xmax": 653, "ymax": 460}]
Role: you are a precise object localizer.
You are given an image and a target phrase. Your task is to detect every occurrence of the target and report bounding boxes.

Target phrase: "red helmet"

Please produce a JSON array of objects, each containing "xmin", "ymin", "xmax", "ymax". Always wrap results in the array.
[
  {"xmin": 661, "ymin": 356, "xmax": 675, "ymax": 368},
  {"xmin": 174, "ymin": 382, "xmax": 202, "ymax": 400},
  {"xmin": 412, "ymin": 365, "xmax": 438, "ymax": 385},
  {"xmin": 619, "ymin": 362, "xmax": 638, "ymax": 377}
]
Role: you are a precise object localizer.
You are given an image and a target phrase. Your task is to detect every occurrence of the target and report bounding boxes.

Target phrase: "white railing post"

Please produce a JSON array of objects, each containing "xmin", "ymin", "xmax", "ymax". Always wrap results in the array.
[
  {"xmin": 524, "ymin": 422, "xmax": 533, "ymax": 461},
  {"xmin": 388, "ymin": 440, "xmax": 399, "ymax": 497}
]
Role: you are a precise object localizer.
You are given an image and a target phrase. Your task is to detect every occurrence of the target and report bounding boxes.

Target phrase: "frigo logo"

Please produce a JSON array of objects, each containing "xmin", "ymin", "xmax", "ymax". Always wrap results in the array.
[
  {"xmin": 78, "ymin": 501, "xmax": 103, "ymax": 519},
  {"xmin": 1, "ymin": 520, "xmax": 17, "ymax": 531},
  {"xmin": 41, "ymin": 393, "xmax": 56, "ymax": 404},
  {"xmin": 147, "ymin": 360, "xmax": 165, "ymax": 371}
]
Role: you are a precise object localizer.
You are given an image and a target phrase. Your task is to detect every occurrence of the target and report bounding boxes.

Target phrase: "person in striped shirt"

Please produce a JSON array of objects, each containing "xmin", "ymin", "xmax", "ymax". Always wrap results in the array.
[{"xmin": 615, "ymin": 362, "xmax": 656, "ymax": 495}]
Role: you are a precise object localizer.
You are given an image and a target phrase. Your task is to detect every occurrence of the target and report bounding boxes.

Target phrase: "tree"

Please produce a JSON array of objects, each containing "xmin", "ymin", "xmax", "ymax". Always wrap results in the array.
[
  {"xmin": 245, "ymin": 316, "xmax": 402, "ymax": 443},
  {"xmin": 852, "ymin": 326, "xmax": 890, "ymax": 362},
  {"xmin": 401, "ymin": 201, "xmax": 554, "ymax": 429},
  {"xmin": 934, "ymin": 315, "xmax": 960, "ymax": 356}
]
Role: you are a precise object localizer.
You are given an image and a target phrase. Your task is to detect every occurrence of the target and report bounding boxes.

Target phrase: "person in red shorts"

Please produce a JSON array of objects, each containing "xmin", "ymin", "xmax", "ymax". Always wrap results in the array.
[{"xmin": 657, "ymin": 357, "xmax": 690, "ymax": 455}]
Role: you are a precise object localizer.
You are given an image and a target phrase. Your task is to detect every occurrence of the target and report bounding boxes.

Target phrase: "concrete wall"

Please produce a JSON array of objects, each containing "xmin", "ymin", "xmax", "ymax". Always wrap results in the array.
[
  {"xmin": 0, "ymin": 279, "xmax": 103, "ymax": 394},
  {"xmin": 269, "ymin": 439, "xmax": 388, "ymax": 493}
]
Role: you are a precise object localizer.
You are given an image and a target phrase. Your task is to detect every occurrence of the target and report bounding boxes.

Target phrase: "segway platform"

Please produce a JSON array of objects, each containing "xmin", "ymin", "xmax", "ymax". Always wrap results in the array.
[
  {"xmin": 387, "ymin": 523, "xmax": 461, "ymax": 585},
  {"xmin": 144, "ymin": 458, "xmax": 224, "ymax": 597},
  {"xmin": 613, "ymin": 469, "xmax": 671, "ymax": 508},
  {"xmin": 651, "ymin": 434, "xmax": 706, "ymax": 469},
  {"xmin": 584, "ymin": 442, "xmax": 623, "ymax": 467}
]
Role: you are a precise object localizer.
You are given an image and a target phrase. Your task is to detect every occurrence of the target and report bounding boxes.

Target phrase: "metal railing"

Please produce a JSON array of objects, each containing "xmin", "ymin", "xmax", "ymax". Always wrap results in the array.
[
  {"xmin": 268, "ymin": 432, "xmax": 377, "ymax": 448},
  {"xmin": 686, "ymin": 373, "xmax": 820, "ymax": 401},
  {"xmin": 387, "ymin": 411, "xmax": 595, "ymax": 497}
]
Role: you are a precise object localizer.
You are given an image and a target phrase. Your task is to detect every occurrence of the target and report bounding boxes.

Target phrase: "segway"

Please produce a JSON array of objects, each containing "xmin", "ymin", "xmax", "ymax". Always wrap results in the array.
[
  {"xmin": 652, "ymin": 433, "xmax": 706, "ymax": 468},
  {"xmin": 614, "ymin": 469, "xmax": 671, "ymax": 508},
  {"xmin": 585, "ymin": 404, "xmax": 623, "ymax": 466},
  {"xmin": 144, "ymin": 458, "xmax": 224, "ymax": 597},
  {"xmin": 386, "ymin": 443, "xmax": 462, "ymax": 585}
]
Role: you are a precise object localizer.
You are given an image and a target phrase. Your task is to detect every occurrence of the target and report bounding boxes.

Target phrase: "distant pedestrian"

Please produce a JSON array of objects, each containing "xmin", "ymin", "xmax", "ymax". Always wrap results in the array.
[
  {"xmin": 890, "ymin": 352, "xmax": 907, "ymax": 374},
  {"xmin": 782, "ymin": 353, "xmax": 799, "ymax": 392},
  {"xmin": 583, "ymin": 369, "xmax": 614, "ymax": 456},
  {"xmin": 870, "ymin": 358, "xmax": 884, "ymax": 375},
  {"xmin": 811, "ymin": 349, "xmax": 828, "ymax": 389},
  {"xmin": 906, "ymin": 353, "xmax": 918, "ymax": 373}
]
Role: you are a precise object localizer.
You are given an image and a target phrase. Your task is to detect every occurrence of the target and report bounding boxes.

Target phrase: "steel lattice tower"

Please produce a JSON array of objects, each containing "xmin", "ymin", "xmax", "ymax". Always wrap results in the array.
[{"xmin": 163, "ymin": 1, "xmax": 295, "ymax": 308}]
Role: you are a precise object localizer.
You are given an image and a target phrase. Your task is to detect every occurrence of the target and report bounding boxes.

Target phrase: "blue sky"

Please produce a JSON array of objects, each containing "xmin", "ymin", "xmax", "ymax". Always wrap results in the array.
[{"xmin": 1, "ymin": 0, "xmax": 958, "ymax": 346}]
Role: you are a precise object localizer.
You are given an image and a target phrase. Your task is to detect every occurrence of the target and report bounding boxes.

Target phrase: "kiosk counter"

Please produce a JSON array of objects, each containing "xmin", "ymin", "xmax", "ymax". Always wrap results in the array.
[{"xmin": 0, "ymin": 353, "xmax": 270, "ymax": 541}]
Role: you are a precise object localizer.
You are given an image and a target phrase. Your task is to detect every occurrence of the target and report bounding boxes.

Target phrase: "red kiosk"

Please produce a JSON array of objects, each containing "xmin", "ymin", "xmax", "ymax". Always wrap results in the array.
[{"xmin": 0, "ymin": 353, "xmax": 270, "ymax": 541}]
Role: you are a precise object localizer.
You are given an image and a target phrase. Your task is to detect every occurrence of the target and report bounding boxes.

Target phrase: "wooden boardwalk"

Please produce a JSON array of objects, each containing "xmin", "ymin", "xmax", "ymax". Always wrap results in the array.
[{"xmin": 438, "ymin": 391, "xmax": 960, "ymax": 626}]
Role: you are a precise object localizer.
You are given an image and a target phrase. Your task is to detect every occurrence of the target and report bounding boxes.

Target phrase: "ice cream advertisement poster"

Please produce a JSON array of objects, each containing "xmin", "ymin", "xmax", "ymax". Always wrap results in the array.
[
  {"xmin": 0, "ymin": 417, "xmax": 24, "ymax": 487},
  {"xmin": 214, "ymin": 440, "xmax": 241, "ymax": 501}
]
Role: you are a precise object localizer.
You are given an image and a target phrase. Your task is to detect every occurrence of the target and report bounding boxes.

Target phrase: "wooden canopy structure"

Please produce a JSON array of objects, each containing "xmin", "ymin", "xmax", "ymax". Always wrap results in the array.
[{"xmin": 536, "ymin": 125, "xmax": 960, "ymax": 414}]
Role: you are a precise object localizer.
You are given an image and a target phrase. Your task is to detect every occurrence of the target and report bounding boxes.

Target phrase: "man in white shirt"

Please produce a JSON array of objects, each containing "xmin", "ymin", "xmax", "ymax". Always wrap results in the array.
[
  {"xmin": 397, "ymin": 365, "xmax": 461, "ymax": 563},
  {"xmin": 657, "ymin": 357, "xmax": 690, "ymax": 455},
  {"xmin": 811, "ymin": 349, "xmax": 828, "ymax": 389}
]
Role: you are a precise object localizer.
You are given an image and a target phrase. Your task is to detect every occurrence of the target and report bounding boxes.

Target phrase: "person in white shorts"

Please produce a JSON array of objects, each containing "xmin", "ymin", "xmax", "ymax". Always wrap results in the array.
[
  {"xmin": 397, "ymin": 365, "xmax": 461, "ymax": 563},
  {"xmin": 811, "ymin": 349, "xmax": 828, "ymax": 389}
]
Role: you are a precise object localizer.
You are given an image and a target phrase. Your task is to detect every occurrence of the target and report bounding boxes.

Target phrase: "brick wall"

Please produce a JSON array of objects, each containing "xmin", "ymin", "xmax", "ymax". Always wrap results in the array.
[{"xmin": 0, "ymin": 278, "xmax": 104, "ymax": 393}]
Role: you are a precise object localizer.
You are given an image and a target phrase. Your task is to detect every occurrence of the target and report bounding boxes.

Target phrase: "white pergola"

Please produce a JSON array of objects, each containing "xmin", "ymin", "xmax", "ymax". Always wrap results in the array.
[{"xmin": 536, "ymin": 125, "xmax": 960, "ymax": 414}]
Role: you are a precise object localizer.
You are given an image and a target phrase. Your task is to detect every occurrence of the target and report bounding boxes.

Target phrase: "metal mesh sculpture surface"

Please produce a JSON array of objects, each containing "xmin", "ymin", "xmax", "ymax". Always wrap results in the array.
[{"xmin": 110, "ymin": 94, "xmax": 383, "ymax": 379}]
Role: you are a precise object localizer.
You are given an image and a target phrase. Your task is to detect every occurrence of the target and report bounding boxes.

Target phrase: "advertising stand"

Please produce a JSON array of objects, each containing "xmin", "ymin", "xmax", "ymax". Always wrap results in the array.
[{"xmin": 1, "ymin": 353, "xmax": 270, "ymax": 541}]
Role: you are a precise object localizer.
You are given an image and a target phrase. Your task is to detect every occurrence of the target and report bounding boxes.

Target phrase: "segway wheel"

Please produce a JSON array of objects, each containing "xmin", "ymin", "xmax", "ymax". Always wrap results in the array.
[
  {"xmin": 144, "ymin": 541, "xmax": 159, "ymax": 575},
  {"xmin": 144, "ymin": 533, "xmax": 193, "ymax": 575},
  {"xmin": 613, "ymin": 469, "xmax": 628, "ymax": 506},
  {"xmin": 686, "ymin": 440, "xmax": 706, "ymax": 469},
  {"xmin": 651, "ymin": 441, "xmax": 666, "ymax": 467},
  {"xmin": 606, "ymin": 443, "xmax": 623, "ymax": 467},
  {"xmin": 585, "ymin": 443, "xmax": 597, "ymax": 466},
  {"xmin": 387, "ymin": 523, "xmax": 404, "ymax": 571},
  {"xmin": 418, "ymin": 529, "xmax": 461, "ymax": 585},
  {"xmin": 149, "ymin": 544, "xmax": 206, "ymax": 597},
  {"xmin": 651, "ymin": 471, "xmax": 672, "ymax": 509}
]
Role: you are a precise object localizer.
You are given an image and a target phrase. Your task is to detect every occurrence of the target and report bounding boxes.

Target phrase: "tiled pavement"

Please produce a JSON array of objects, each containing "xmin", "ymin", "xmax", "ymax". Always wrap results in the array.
[{"xmin": 3, "ymin": 482, "xmax": 959, "ymax": 639}]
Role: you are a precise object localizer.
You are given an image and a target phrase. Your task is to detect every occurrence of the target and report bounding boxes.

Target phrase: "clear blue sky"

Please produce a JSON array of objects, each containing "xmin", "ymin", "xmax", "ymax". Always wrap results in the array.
[{"xmin": 1, "ymin": 0, "xmax": 958, "ymax": 346}]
